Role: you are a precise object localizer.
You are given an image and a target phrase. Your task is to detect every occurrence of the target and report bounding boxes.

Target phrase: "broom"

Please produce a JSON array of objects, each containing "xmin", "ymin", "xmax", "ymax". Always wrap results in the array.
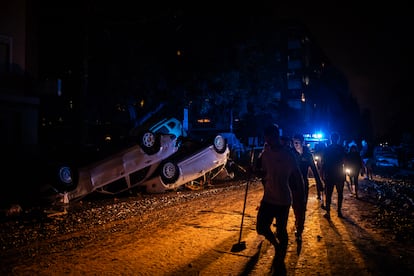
[{"xmin": 231, "ymin": 144, "xmax": 256, "ymax": 252}]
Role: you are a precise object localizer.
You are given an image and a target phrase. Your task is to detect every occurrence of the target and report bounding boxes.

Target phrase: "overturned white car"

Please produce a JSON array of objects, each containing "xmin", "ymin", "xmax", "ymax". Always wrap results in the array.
[
  {"xmin": 142, "ymin": 134, "xmax": 230, "ymax": 193},
  {"xmin": 52, "ymin": 132, "xmax": 179, "ymax": 203},
  {"xmin": 47, "ymin": 116, "xmax": 230, "ymax": 203}
]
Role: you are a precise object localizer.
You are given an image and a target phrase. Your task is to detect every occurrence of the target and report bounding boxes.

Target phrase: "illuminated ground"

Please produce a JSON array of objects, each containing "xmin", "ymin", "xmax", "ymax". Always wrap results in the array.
[{"xmin": 1, "ymin": 174, "xmax": 413, "ymax": 275}]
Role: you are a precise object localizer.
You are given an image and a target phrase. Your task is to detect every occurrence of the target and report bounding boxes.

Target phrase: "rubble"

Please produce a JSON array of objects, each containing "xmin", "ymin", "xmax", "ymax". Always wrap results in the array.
[{"xmin": 1, "ymin": 175, "xmax": 413, "ymax": 256}]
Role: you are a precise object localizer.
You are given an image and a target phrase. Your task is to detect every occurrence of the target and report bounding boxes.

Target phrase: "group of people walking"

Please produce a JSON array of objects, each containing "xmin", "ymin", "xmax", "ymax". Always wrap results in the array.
[{"xmin": 252, "ymin": 124, "xmax": 368, "ymax": 273}]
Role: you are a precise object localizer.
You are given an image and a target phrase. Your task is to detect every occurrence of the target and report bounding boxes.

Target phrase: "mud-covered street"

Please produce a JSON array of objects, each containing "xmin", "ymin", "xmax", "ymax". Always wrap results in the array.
[{"xmin": 1, "ymin": 175, "xmax": 414, "ymax": 275}]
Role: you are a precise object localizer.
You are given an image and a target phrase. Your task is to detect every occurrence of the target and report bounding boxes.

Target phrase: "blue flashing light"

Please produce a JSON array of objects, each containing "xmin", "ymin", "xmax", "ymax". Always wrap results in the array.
[
  {"xmin": 304, "ymin": 132, "xmax": 326, "ymax": 141},
  {"xmin": 313, "ymin": 133, "xmax": 323, "ymax": 139}
]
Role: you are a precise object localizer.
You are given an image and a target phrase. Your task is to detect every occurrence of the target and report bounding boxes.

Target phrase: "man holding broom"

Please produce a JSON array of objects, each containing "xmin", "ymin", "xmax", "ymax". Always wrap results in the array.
[{"xmin": 253, "ymin": 124, "xmax": 306, "ymax": 269}]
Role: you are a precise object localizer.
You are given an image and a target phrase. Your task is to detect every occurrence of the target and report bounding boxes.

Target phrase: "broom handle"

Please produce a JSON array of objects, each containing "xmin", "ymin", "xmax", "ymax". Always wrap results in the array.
[
  {"xmin": 237, "ymin": 176, "xmax": 249, "ymax": 243},
  {"xmin": 237, "ymin": 140, "xmax": 256, "ymax": 243}
]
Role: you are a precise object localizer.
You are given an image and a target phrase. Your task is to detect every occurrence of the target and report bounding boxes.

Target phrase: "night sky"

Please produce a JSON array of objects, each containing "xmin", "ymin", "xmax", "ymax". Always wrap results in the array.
[
  {"xmin": 38, "ymin": 2, "xmax": 412, "ymax": 141},
  {"xmin": 270, "ymin": 2, "xmax": 411, "ymax": 139}
]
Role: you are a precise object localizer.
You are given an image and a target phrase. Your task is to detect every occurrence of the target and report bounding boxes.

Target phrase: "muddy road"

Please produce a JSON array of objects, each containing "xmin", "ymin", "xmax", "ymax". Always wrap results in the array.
[{"xmin": 1, "ymin": 177, "xmax": 414, "ymax": 275}]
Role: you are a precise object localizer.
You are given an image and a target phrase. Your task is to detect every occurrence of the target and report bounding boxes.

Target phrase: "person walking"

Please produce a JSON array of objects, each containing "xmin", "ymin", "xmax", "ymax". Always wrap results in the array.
[
  {"xmin": 280, "ymin": 135, "xmax": 292, "ymax": 149},
  {"xmin": 360, "ymin": 139, "xmax": 373, "ymax": 179},
  {"xmin": 320, "ymin": 132, "xmax": 347, "ymax": 219},
  {"xmin": 345, "ymin": 144, "xmax": 364, "ymax": 198},
  {"xmin": 291, "ymin": 133, "xmax": 324, "ymax": 241},
  {"xmin": 254, "ymin": 124, "xmax": 305, "ymax": 271},
  {"xmin": 364, "ymin": 156, "xmax": 374, "ymax": 180}
]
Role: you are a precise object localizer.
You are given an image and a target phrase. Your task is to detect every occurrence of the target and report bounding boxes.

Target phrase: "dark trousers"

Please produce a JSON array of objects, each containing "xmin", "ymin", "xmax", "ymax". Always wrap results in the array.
[
  {"xmin": 324, "ymin": 178, "xmax": 344, "ymax": 213},
  {"xmin": 292, "ymin": 183, "xmax": 307, "ymax": 236},
  {"xmin": 256, "ymin": 201, "xmax": 290, "ymax": 254}
]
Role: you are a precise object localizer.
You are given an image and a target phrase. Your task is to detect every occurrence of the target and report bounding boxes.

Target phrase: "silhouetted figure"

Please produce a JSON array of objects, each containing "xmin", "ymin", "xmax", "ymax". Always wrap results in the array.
[
  {"xmin": 291, "ymin": 133, "xmax": 324, "ymax": 241},
  {"xmin": 254, "ymin": 124, "xmax": 305, "ymax": 272},
  {"xmin": 313, "ymin": 141, "xmax": 327, "ymax": 173},
  {"xmin": 364, "ymin": 157, "xmax": 374, "ymax": 180},
  {"xmin": 345, "ymin": 145, "xmax": 364, "ymax": 198},
  {"xmin": 280, "ymin": 135, "xmax": 292, "ymax": 149},
  {"xmin": 360, "ymin": 139, "xmax": 370, "ymax": 176},
  {"xmin": 321, "ymin": 132, "xmax": 346, "ymax": 219}
]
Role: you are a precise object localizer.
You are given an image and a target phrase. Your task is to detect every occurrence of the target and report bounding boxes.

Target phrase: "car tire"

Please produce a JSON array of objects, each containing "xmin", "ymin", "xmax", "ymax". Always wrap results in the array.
[
  {"xmin": 213, "ymin": 135, "xmax": 227, "ymax": 154},
  {"xmin": 54, "ymin": 165, "xmax": 78, "ymax": 192},
  {"xmin": 160, "ymin": 161, "xmax": 180, "ymax": 184},
  {"xmin": 140, "ymin": 131, "xmax": 161, "ymax": 155}
]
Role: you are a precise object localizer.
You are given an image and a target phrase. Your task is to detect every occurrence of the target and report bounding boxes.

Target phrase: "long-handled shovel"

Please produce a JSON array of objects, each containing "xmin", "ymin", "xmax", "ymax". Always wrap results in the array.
[{"xmin": 231, "ymin": 146, "xmax": 255, "ymax": 252}]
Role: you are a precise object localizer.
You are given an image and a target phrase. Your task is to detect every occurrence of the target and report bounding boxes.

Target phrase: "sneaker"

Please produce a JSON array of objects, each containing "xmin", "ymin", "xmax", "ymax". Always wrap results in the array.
[
  {"xmin": 317, "ymin": 194, "xmax": 321, "ymax": 200},
  {"xmin": 323, "ymin": 212, "xmax": 331, "ymax": 220},
  {"xmin": 321, "ymin": 204, "xmax": 326, "ymax": 210},
  {"xmin": 337, "ymin": 211, "xmax": 344, "ymax": 218}
]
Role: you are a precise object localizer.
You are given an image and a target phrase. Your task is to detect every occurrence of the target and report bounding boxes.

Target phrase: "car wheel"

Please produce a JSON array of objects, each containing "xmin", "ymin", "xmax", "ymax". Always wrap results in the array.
[
  {"xmin": 160, "ymin": 161, "xmax": 180, "ymax": 184},
  {"xmin": 55, "ymin": 165, "xmax": 78, "ymax": 192},
  {"xmin": 140, "ymin": 131, "xmax": 160, "ymax": 155},
  {"xmin": 213, "ymin": 135, "xmax": 227, "ymax": 154}
]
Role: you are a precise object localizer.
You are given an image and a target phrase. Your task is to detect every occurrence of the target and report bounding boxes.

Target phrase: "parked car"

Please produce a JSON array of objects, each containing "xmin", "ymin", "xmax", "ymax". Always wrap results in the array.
[
  {"xmin": 49, "ymin": 132, "xmax": 180, "ymax": 203},
  {"xmin": 141, "ymin": 134, "xmax": 230, "ymax": 193},
  {"xmin": 374, "ymin": 145, "xmax": 399, "ymax": 168}
]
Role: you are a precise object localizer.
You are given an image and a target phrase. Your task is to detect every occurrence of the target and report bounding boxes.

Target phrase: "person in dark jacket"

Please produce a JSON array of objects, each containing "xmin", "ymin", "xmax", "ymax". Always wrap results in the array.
[
  {"xmin": 320, "ymin": 132, "xmax": 346, "ymax": 219},
  {"xmin": 291, "ymin": 134, "xmax": 324, "ymax": 241},
  {"xmin": 254, "ymin": 124, "xmax": 305, "ymax": 268},
  {"xmin": 345, "ymin": 144, "xmax": 364, "ymax": 198}
]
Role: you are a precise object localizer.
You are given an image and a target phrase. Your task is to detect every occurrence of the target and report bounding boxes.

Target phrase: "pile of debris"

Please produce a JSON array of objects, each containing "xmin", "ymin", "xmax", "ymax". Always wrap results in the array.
[{"xmin": 362, "ymin": 176, "xmax": 414, "ymax": 241}]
